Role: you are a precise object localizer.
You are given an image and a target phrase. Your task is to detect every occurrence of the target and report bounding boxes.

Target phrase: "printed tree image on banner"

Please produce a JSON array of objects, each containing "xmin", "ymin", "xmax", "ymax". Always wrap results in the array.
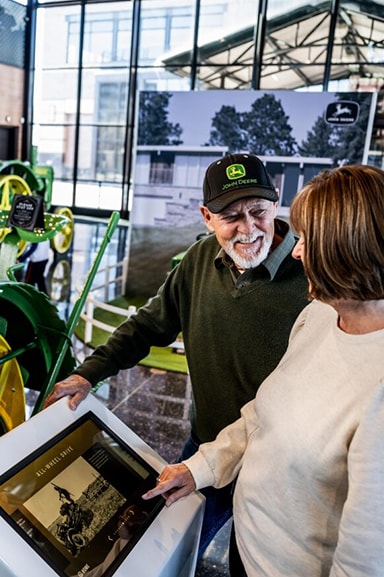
[{"xmin": 127, "ymin": 90, "xmax": 375, "ymax": 298}]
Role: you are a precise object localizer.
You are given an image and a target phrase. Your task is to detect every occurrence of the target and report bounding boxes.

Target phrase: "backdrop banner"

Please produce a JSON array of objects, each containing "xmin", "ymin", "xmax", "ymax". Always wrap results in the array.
[{"xmin": 127, "ymin": 89, "xmax": 376, "ymax": 298}]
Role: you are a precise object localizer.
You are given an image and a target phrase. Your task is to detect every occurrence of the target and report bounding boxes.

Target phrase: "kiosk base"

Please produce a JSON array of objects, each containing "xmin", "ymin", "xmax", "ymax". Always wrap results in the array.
[{"xmin": 0, "ymin": 395, "xmax": 205, "ymax": 577}]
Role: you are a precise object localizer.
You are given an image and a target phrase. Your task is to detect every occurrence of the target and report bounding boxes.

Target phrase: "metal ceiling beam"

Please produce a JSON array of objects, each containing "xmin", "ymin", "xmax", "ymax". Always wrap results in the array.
[{"xmin": 161, "ymin": 0, "xmax": 384, "ymax": 91}]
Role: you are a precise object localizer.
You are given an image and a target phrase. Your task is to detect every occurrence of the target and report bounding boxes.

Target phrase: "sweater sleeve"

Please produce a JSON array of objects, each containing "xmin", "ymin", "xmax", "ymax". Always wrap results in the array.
[
  {"xmin": 73, "ymin": 266, "xmax": 183, "ymax": 386},
  {"xmin": 329, "ymin": 381, "xmax": 384, "ymax": 577},
  {"xmin": 183, "ymin": 399, "xmax": 259, "ymax": 490}
]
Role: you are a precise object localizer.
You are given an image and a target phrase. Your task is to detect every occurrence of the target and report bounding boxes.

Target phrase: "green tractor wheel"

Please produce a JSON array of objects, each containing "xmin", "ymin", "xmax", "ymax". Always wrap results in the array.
[
  {"xmin": 0, "ymin": 174, "xmax": 32, "ymax": 210},
  {"xmin": 0, "ymin": 161, "xmax": 41, "ymax": 194},
  {"xmin": 50, "ymin": 207, "xmax": 74, "ymax": 254},
  {"xmin": 0, "ymin": 334, "xmax": 26, "ymax": 435},
  {"xmin": 0, "ymin": 282, "xmax": 76, "ymax": 395},
  {"xmin": 0, "ymin": 282, "xmax": 77, "ymax": 435},
  {"xmin": 0, "ymin": 174, "xmax": 33, "ymax": 248}
]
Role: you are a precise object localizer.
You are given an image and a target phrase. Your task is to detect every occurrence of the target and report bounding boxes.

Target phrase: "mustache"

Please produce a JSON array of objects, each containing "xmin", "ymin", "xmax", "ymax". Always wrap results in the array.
[{"xmin": 233, "ymin": 234, "xmax": 262, "ymax": 243}]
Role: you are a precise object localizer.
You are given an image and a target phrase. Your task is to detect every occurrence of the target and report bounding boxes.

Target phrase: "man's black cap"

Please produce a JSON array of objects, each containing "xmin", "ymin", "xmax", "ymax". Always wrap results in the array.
[{"xmin": 203, "ymin": 153, "xmax": 278, "ymax": 213}]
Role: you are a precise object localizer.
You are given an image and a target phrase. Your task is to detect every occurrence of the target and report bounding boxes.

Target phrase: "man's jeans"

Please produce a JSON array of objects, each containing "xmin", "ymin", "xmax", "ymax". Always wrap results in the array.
[{"xmin": 180, "ymin": 431, "xmax": 234, "ymax": 559}]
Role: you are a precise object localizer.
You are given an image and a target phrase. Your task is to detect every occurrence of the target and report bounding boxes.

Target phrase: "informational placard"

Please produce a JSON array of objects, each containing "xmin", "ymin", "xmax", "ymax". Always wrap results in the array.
[
  {"xmin": 0, "ymin": 412, "xmax": 164, "ymax": 577},
  {"xmin": 7, "ymin": 194, "xmax": 44, "ymax": 231}
]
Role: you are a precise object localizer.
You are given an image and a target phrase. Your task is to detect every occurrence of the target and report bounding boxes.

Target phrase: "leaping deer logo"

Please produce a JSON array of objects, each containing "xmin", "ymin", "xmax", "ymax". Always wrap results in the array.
[
  {"xmin": 226, "ymin": 164, "xmax": 246, "ymax": 180},
  {"xmin": 332, "ymin": 103, "xmax": 352, "ymax": 117}
]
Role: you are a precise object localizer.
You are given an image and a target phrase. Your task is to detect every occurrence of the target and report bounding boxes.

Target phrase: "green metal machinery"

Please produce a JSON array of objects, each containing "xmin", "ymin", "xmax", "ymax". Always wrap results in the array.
[
  {"xmin": 0, "ymin": 151, "xmax": 120, "ymax": 435},
  {"xmin": 0, "ymin": 146, "xmax": 74, "ymax": 256},
  {"xmin": 0, "ymin": 211, "xmax": 120, "ymax": 435}
]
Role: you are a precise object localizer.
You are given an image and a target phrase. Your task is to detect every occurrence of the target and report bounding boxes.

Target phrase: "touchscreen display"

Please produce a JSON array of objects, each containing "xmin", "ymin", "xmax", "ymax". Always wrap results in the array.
[{"xmin": 0, "ymin": 412, "xmax": 164, "ymax": 577}]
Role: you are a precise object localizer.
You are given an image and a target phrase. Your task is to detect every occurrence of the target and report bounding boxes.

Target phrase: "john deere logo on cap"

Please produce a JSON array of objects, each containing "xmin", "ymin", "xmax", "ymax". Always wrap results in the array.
[{"xmin": 226, "ymin": 164, "xmax": 246, "ymax": 180}]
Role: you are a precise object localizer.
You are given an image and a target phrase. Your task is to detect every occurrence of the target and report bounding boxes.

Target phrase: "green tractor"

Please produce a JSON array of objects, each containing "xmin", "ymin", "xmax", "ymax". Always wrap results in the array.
[
  {"xmin": 0, "ymin": 146, "xmax": 74, "ymax": 257},
  {"xmin": 0, "ymin": 151, "xmax": 119, "ymax": 435},
  {"xmin": 0, "ymin": 210, "xmax": 120, "ymax": 436}
]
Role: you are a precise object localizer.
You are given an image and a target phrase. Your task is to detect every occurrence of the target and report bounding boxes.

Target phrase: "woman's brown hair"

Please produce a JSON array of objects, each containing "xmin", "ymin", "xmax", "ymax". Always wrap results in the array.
[{"xmin": 290, "ymin": 164, "xmax": 384, "ymax": 302}]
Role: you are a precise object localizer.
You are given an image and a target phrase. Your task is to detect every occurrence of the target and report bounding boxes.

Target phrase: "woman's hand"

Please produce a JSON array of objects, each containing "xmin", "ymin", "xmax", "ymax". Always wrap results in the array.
[
  {"xmin": 43, "ymin": 375, "xmax": 92, "ymax": 410},
  {"xmin": 142, "ymin": 463, "xmax": 196, "ymax": 507}
]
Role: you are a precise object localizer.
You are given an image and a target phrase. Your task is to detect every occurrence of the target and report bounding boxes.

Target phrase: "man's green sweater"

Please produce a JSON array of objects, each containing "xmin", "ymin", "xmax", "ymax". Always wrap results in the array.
[{"xmin": 74, "ymin": 220, "xmax": 309, "ymax": 443}]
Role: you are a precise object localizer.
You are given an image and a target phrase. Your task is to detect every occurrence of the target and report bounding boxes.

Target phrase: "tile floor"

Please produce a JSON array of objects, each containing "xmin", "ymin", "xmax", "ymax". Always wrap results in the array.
[{"xmin": 25, "ymin": 216, "xmax": 232, "ymax": 577}]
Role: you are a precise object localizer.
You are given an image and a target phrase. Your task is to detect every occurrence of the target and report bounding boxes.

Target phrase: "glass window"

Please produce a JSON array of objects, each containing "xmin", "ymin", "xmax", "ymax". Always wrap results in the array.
[
  {"xmin": 32, "ymin": 123, "xmax": 74, "ymax": 181},
  {"xmin": 94, "ymin": 124, "xmax": 126, "ymax": 182},
  {"xmin": 33, "ymin": 6, "xmax": 81, "ymax": 175},
  {"xmin": 37, "ymin": 0, "xmax": 72, "ymax": 4},
  {"xmin": 32, "ymin": 2, "xmax": 132, "ymax": 212},
  {"xmin": 75, "ymin": 181, "xmax": 123, "ymax": 211},
  {"xmin": 137, "ymin": 67, "xmax": 191, "ymax": 92},
  {"xmin": 79, "ymin": 69, "xmax": 129, "ymax": 119},
  {"xmin": 260, "ymin": 0, "xmax": 333, "ymax": 90},
  {"xmin": 29, "ymin": 0, "xmax": 384, "ymax": 219},
  {"xmin": 78, "ymin": 75, "xmax": 128, "ymax": 182},
  {"xmin": 195, "ymin": 0, "xmax": 257, "ymax": 83},
  {"xmin": 97, "ymin": 81, "xmax": 128, "ymax": 124},
  {"xmin": 51, "ymin": 180, "xmax": 74, "ymax": 208},
  {"xmin": 139, "ymin": 0, "xmax": 195, "ymax": 65},
  {"xmin": 198, "ymin": 0, "xmax": 255, "ymax": 44},
  {"xmin": 83, "ymin": 17, "xmax": 115, "ymax": 65},
  {"xmin": 33, "ymin": 68, "xmax": 80, "ymax": 125},
  {"xmin": 35, "ymin": 5, "xmax": 81, "ymax": 69},
  {"xmin": 330, "ymin": 0, "xmax": 384, "ymax": 92},
  {"xmin": 67, "ymin": 6, "xmax": 132, "ymax": 66},
  {"xmin": 73, "ymin": 119, "xmax": 125, "ymax": 184},
  {"xmin": 66, "ymin": 17, "xmax": 80, "ymax": 65}
]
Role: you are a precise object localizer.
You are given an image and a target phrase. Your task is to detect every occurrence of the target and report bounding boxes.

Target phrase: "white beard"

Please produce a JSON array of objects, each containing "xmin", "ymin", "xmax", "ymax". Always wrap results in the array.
[{"xmin": 223, "ymin": 233, "xmax": 273, "ymax": 270}]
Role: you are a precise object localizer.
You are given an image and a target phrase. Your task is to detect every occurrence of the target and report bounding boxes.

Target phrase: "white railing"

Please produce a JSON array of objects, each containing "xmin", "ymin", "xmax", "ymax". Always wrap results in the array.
[
  {"xmin": 82, "ymin": 295, "xmax": 138, "ymax": 344},
  {"xmin": 88, "ymin": 258, "xmax": 128, "ymax": 303},
  {"xmin": 78, "ymin": 258, "xmax": 184, "ymax": 352},
  {"xmin": 78, "ymin": 257, "xmax": 129, "ymax": 343}
]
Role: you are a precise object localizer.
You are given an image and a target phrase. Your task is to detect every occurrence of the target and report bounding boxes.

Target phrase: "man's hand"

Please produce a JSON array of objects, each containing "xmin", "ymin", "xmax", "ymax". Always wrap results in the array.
[
  {"xmin": 142, "ymin": 463, "xmax": 196, "ymax": 507},
  {"xmin": 43, "ymin": 375, "xmax": 92, "ymax": 411}
]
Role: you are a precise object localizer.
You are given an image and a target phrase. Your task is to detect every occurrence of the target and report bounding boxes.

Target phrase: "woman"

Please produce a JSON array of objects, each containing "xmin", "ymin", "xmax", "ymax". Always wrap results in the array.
[{"xmin": 143, "ymin": 164, "xmax": 384, "ymax": 577}]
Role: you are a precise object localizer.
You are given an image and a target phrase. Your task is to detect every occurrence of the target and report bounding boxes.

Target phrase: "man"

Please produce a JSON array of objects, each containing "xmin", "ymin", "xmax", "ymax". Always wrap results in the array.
[{"xmin": 44, "ymin": 153, "xmax": 309, "ymax": 556}]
